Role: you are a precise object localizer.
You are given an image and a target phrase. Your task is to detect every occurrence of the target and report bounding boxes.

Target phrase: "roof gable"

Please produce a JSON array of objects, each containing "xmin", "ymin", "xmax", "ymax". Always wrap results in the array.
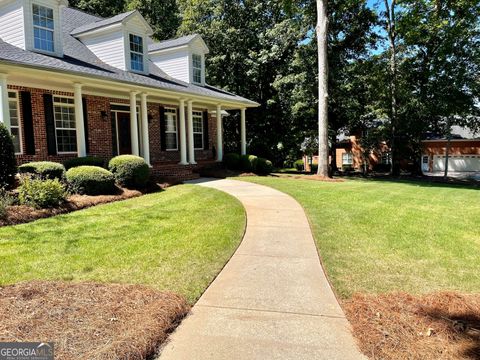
[
  {"xmin": 149, "ymin": 34, "xmax": 209, "ymax": 54},
  {"xmin": 70, "ymin": 10, "xmax": 153, "ymax": 37}
]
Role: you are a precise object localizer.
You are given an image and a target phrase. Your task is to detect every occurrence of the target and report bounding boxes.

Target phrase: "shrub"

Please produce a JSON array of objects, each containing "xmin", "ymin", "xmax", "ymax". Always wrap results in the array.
[
  {"xmin": 342, "ymin": 164, "xmax": 354, "ymax": 172},
  {"xmin": 238, "ymin": 155, "xmax": 252, "ymax": 172},
  {"xmin": 248, "ymin": 155, "xmax": 258, "ymax": 172},
  {"xmin": 18, "ymin": 177, "xmax": 66, "ymax": 209},
  {"xmin": 108, "ymin": 155, "xmax": 150, "ymax": 188},
  {"xmin": 294, "ymin": 160, "xmax": 304, "ymax": 172},
  {"xmin": 256, "ymin": 157, "xmax": 273, "ymax": 175},
  {"xmin": 223, "ymin": 153, "xmax": 240, "ymax": 170},
  {"xmin": 0, "ymin": 188, "xmax": 15, "ymax": 219},
  {"xmin": 19, "ymin": 162, "xmax": 66, "ymax": 180},
  {"xmin": 0, "ymin": 123, "xmax": 17, "ymax": 188},
  {"xmin": 66, "ymin": 166, "xmax": 116, "ymax": 195},
  {"xmin": 64, "ymin": 156, "xmax": 105, "ymax": 170},
  {"xmin": 311, "ymin": 164, "xmax": 318, "ymax": 174}
]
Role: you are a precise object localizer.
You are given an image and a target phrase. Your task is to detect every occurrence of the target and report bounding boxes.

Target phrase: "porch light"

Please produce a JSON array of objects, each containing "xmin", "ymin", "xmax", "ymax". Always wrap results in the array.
[{"xmin": 100, "ymin": 111, "xmax": 108, "ymax": 121}]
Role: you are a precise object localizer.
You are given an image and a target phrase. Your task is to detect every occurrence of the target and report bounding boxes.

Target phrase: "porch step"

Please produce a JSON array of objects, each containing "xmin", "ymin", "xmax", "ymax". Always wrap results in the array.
[{"xmin": 151, "ymin": 163, "xmax": 201, "ymax": 182}]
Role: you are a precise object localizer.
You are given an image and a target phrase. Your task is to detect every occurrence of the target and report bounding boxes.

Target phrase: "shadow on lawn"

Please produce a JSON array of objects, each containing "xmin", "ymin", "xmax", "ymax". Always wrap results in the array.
[{"xmin": 342, "ymin": 175, "xmax": 480, "ymax": 191}]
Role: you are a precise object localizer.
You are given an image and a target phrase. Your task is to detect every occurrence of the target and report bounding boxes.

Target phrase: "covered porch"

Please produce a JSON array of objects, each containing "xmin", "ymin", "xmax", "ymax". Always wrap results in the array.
[{"xmin": 0, "ymin": 65, "xmax": 252, "ymax": 177}]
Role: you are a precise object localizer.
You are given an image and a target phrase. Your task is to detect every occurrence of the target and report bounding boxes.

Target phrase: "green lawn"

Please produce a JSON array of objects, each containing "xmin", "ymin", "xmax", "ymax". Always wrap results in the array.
[
  {"xmin": 0, "ymin": 185, "xmax": 246, "ymax": 303},
  {"xmin": 236, "ymin": 176, "xmax": 480, "ymax": 298}
]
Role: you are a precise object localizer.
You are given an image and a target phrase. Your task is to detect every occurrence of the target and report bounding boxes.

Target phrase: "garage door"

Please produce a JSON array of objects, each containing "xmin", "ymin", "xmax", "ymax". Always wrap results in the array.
[{"xmin": 433, "ymin": 155, "xmax": 480, "ymax": 172}]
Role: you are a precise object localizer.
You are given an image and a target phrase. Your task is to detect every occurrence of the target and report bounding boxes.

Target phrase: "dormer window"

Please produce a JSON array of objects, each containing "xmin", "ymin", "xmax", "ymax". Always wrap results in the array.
[
  {"xmin": 192, "ymin": 54, "xmax": 202, "ymax": 84},
  {"xmin": 33, "ymin": 4, "xmax": 55, "ymax": 53},
  {"xmin": 129, "ymin": 34, "xmax": 144, "ymax": 72}
]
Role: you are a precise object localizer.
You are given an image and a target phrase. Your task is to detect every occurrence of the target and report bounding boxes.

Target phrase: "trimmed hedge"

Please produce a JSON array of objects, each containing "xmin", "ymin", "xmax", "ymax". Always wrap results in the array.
[
  {"xmin": 294, "ymin": 159, "xmax": 304, "ymax": 172},
  {"xmin": 238, "ymin": 155, "xmax": 252, "ymax": 172},
  {"xmin": 18, "ymin": 161, "xmax": 66, "ymax": 180},
  {"xmin": 64, "ymin": 156, "xmax": 105, "ymax": 170},
  {"xmin": 18, "ymin": 177, "xmax": 65, "ymax": 209},
  {"xmin": 0, "ymin": 123, "xmax": 17, "ymax": 188},
  {"xmin": 66, "ymin": 166, "xmax": 116, "ymax": 195},
  {"xmin": 108, "ymin": 155, "xmax": 150, "ymax": 188},
  {"xmin": 248, "ymin": 155, "xmax": 258, "ymax": 172},
  {"xmin": 223, "ymin": 153, "xmax": 240, "ymax": 170},
  {"xmin": 256, "ymin": 158, "xmax": 273, "ymax": 175}
]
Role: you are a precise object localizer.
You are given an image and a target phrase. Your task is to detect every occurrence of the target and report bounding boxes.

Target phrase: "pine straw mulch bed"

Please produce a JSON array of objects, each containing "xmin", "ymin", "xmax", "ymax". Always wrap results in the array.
[
  {"xmin": 344, "ymin": 292, "xmax": 480, "ymax": 360},
  {"xmin": 0, "ymin": 281, "xmax": 189, "ymax": 360}
]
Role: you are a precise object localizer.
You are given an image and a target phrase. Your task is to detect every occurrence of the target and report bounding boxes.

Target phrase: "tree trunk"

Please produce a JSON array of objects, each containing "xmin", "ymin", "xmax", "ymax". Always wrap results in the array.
[
  {"xmin": 384, "ymin": 0, "xmax": 398, "ymax": 175},
  {"xmin": 444, "ymin": 117, "xmax": 451, "ymax": 179},
  {"xmin": 316, "ymin": 0, "xmax": 329, "ymax": 177}
]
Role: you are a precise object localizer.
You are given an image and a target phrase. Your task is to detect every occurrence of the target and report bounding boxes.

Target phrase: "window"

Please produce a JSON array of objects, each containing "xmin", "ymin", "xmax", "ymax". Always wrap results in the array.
[
  {"xmin": 381, "ymin": 152, "xmax": 392, "ymax": 165},
  {"xmin": 8, "ymin": 92, "xmax": 22, "ymax": 154},
  {"xmin": 129, "ymin": 34, "xmax": 144, "ymax": 72},
  {"xmin": 165, "ymin": 108, "xmax": 178, "ymax": 150},
  {"xmin": 54, "ymin": 96, "xmax": 77, "ymax": 153},
  {"xmin": 342, "ymin": 152, "xmax": 353, "ymax": 165},
  {"xmin": 192, "ymin": 111, "xmax": 204, "ymax": 149},
  {"xmin": 192, "ymin": 54, "xmax": 202, "ymax": 84},
  {"xmin": 33, "ymin": 4, "xmax": 54, "ymax": 53}
]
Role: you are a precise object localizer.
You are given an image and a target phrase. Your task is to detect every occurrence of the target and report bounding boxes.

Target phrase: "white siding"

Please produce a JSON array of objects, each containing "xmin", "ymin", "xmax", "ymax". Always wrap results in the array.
[
  {"xmin": 151, "ymin": 49, "xmax": 190, "ymax": 83},
  {"xmin": 80, "ymin": 29, "xmax": 126, "ymax": 70},
  {"xmin": 0, "ymin": 0, "xmax": 25, "ymax": 49}
]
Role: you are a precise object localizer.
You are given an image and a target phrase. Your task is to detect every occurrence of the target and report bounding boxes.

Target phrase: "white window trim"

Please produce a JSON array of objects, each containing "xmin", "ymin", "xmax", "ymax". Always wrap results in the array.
[
  {"xmin": 165, "ymin": 107, "xmax": 179, "ymax": 151},
  {"xmin": 32, "ymin": 3, "xmax": 56, "ymax": 55},
  {"xmin": 192, "ymin": 110, "xmax": 204, "ymax": 150},
  {"xmin": 192, "ymin": 54, "xmax": 202, "ymax": 85},
  {"xmin": 53, "ymin": 95, "xmax": 77, "ymax": 154},
  {"xmin": 127, "ymin": 32, "xmax": 146, "ymax": 74},
  {"xmin": 342, "ymin": 152, "xmax": 353, "ymax": 166},
  {"xmin": 8, "ymin": 91, "xmax": 23, "ymax": 155}
]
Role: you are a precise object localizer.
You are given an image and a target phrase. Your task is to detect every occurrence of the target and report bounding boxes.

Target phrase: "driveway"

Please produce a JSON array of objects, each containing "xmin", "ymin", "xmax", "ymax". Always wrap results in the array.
[{"xmin": 158, "ymin": 178, "xmax": 365, "ymax": 360}]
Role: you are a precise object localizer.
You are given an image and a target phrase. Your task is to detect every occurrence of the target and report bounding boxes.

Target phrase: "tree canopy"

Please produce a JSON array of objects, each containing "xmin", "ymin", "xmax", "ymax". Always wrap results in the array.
[{"xmin": 69, "ymin": 0, "xmax": 480, "ymax": 168}]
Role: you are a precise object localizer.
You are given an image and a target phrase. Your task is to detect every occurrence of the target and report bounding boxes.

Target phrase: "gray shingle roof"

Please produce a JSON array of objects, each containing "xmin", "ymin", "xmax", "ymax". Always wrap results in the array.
[
  {"xmin": 70, "ymin": 10, "xmax": 136, "ymax": 36},
  {"xmin": 0, "ymin": 7, "xmax": 258, "ymax": 107},
  {"xmin": 149, "ymin": 34, "xmax": 198, "ymax": 52}
]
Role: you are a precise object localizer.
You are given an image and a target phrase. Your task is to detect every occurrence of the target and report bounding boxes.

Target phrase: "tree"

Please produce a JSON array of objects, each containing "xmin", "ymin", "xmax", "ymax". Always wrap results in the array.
[
  {"xmin": 127, "ymin": 0, "xmax": 180, "ymax": 40},
  {"xmin": 316, "ymin": 0, "xmax": 329, "ymax": 176},
  {"xmin": 0, "ymin": 123, "xmax": 17, "ymax": 188},
  {"xmin": 68, "ymin": 0, "xmax": 126, "ymax": 17}
]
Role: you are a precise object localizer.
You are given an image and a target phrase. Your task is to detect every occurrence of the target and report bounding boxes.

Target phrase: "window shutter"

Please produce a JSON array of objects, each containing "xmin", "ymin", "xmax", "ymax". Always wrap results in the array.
[
  {"xmin": 159, "ymin": 106, "xmax": 166, "ymax": 151},
  {"xmin": 203, "ymin": 110, "xmax": 209, "ymax": 150},
  {"xmin": 82, "ymin": 97, "xmax": 89, "ymax": 155},
  {"xmin": 43, "ymin": 93, "xmax": 56, "ymax": 155},
  {"xmin": 20, "ymin": 91, "xmax": 35, "ymax": 155},
  {"xmin": 111, "ymin": 112, "xmax": 118, "ymax": 157}
]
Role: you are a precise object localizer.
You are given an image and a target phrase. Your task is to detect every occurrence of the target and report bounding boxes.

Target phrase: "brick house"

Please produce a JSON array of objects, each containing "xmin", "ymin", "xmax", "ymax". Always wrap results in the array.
[
  {"xmin": 0, "ymin": 1, "xmax": 258, "ymax": 179},
  {"xmin": 303, "ymin": 134, "xmax": 392, "ymax": 173},
  {"xmin": 421, "ymin": 126, "xmax": 480, "ymax": 173}
]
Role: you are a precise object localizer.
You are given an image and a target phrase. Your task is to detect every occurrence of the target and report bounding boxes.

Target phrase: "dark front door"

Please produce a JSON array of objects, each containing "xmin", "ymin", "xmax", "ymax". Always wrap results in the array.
[{"xmin": 117, "ymin": 112, "xmax": 132, "ymax": 155}]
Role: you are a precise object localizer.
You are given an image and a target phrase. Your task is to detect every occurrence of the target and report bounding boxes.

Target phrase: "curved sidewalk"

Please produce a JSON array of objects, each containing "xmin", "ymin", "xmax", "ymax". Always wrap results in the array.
[{"xmin": 159, "ymin": 179, "xmax": 365, "ymax": 360}]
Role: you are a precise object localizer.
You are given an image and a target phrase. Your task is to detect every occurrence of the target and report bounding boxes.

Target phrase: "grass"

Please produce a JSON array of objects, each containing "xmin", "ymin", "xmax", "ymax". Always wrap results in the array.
[
  {"xmin": 0, "ymin": 185, "xmax": 246, "ymax": 303},
  {"xmin": 235, "ymin": 176, "xmax": 480, "ymax": 298}
]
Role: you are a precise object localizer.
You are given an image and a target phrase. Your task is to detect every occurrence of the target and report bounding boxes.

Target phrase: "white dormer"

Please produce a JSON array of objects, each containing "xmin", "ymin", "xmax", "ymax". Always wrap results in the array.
[
  {"xmin": 0, "ymin": 0, "xmax": 67, "ymax": 57},
  {"xmin": 149, "ymin": 34, "xmax": 209, "ymax": 86},
  {"xmin": 71, "ymin": 10, "xmax": 153, "ymax": 74}
]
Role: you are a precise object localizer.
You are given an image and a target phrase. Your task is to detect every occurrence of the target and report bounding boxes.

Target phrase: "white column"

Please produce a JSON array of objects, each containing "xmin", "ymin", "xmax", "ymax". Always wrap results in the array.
[
  {"xmin": 187, "ymin": 100, "xmax": 196, "ymax": 164},
  {"xmin": 240, "ymin": 108, "xmax": 247, "ymax": 155},
  {"xmin": 140, "ymin": 93, "xmax": 150, "ymax": 165},
  {"xmin": 0, "ymin": 74, "xmax": 11, "ymax": 131},
  {"xmin": 216, "ymin": 104, "xmax": 223, "ymax": 162},
  {"xmin": 178, "ymin": 99, "xmax": 188, "ymax": 165},
  {"xmin": 130, "ymin": 91, "xmax": 139, "ymax": 156},
  {"xmin": 73, "ymin": 83, "xmax": 86, "ymax": 157}
]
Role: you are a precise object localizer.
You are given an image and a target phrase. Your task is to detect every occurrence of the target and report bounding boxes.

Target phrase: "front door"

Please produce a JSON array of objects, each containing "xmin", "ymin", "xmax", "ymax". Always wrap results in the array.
[{"xmin": 117, "ymin": 112, "xmax": 132, "ymax": 155}]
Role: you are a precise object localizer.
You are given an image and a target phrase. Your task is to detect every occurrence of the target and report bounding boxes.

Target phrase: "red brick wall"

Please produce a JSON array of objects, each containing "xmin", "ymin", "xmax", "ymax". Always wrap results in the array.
[
  {"xmin": 423, "ymin": 140, "xmax": 480, "ymax": 156},
  {"xmin": 11, "ymin": 85, "xmax": 217, "ymax": 166}
]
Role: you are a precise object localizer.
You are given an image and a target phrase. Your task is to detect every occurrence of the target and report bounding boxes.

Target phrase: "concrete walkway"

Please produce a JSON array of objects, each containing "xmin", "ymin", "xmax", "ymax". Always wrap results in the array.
[{"xmin": 158, "ymin": 179, "xmax": 365, "ymax": 360}]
